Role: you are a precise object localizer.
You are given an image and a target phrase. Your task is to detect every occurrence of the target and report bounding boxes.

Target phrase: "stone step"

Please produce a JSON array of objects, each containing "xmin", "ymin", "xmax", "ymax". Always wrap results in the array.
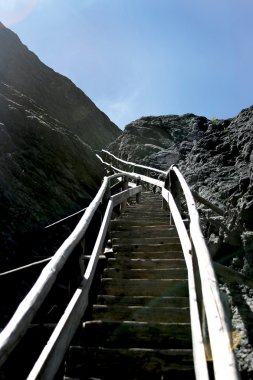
[
  {"xmin": 118, "ymin": 218, "xmax": 171, "ymax": 226},
  {"xmin": 103, "ymin": 268, "xmax": 188, "ymax": 279},
  {"xmin": 126, "ymin": 197, "xmax": 163, "ymax": 202},
  {"xmin": 82, "ymin": 320, "xmax": 192, "ymax": 349},
  {"xmin": 96, "ymin": 295, "xmax": 189, "ymax": 307},
  {"xmin": 124, "ymin": 208, "xmax": 164, "ymax": 214},
  {"xmin": 120, "ymin": 211, "xmax": 169, "ymax": 217},
  {"xmin": 113, "ymin": 243, "xmax": 182, "ymax": 253},
  {"xmin": 126, "ymin": 202, "xmax": 163, "ymax": 208},
  {"xmin": 107, "ymin": 258, "xmax": 186, "ymax": 269},
  {"xmin": 112, "ymin": 237, "xmax": 180, "ymax": 246},
  {"xmin": 114, "ymin": 251, "xmax": 184, "ymax": 259},
  {"xmin": 111, "ymin": 219, "xmax": 170, "ymax": 227},
  {"xmin": 127, "ymin": 204, "xmax": 163, "ymax": 209},
  {"xmin": 66, "ymin": 346, "xmax": 194, "ymax": 379},
  {"xmin": 138, "ymin": 194, "xmax": 162, "ymax": 200},
  {"xmin": 100, "ymin": 278, "xmax": 188, "ymax": 297},
  {"xmin": 124, "ymin": 211, "xmax": 165, "ymax": 216},
  {"xmin": 110, "ymin": 226, "xmax": 178, "ymax": 237},
  {"xmin": 92, "ymin": 305, "xmax": 190, "ymax": 323}
]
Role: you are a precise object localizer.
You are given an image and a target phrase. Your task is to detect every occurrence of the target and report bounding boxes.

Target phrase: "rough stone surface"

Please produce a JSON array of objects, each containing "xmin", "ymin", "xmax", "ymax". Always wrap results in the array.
[
  {"xmin": 108, "ymin": 110, "xmax": 253, "ymax": 378},
  {"xmin": 108, "ymin": 111, "xmax": 253, "ymax": 253},
  {"xmin": 0, "ymin": 81, "xmax": 105, "ymax": 269}
]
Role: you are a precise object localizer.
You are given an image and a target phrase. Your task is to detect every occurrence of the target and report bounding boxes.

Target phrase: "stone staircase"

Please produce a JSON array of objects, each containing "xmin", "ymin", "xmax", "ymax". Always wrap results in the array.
[{"xmin": 64, "ymin": 191, "xmax": 194, "ymax": 380}]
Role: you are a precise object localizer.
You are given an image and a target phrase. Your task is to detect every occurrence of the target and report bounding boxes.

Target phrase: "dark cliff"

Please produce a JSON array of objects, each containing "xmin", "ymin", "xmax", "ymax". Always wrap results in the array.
[
  {"xmin": 0, "ymin": 23, "xmax": 121, "ymax": 150},
  {"xmin": 0, "ymin": 24, "xmax": 121, "ymax": 270},
  {"xmin": 0, "ymin": 81, "xmax": 105, "ymax": 267}
]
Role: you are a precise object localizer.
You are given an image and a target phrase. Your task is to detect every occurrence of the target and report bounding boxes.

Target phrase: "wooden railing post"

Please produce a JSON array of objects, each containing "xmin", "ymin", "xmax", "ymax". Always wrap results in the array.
[
  {"xmin": 136, "ymin": 177, "xmax": 141, "ymax": 204},
  {"xmin": 162, "ymin": 170, "xmax": 170, "ymax": 211},
  {"xmin": 170, "ymin": 169, "xmax": 182, "ymax": 215},
  {"xmin": 101, "ymin": 183, "xmax": 111, "ymax": 223},
  {"xmin": 120, "ymin": 175, "xmax": 128, "ymax": 213}
]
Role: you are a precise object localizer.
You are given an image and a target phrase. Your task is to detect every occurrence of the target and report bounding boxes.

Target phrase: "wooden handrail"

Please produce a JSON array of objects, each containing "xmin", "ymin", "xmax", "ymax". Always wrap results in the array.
[
  {"xmin": 27, "ymin": 185, "xmax": 143, "ymax": 379},
  {"xmin": 170, "ymin": 165, "xmax": 239, "ymax": 380},
  {"xmin": 100, "ymin": 154, "xmax": 240, "ymax": 379},
  {"xmin": 101, "ymin": 149, "xmax": 165, "ymax": 175},
  {"xmin": 96, "ymin": 155, "xmax": 164, "ymax": 189},
  {"xmin": 162, "ymin": 188, "xmax": 209, "ymax": 380},
  {"xmin": 27, "ymin": 200, "xmax": 115, "ymax": 379},
  {"xmin": 0, "ymin": 173, "xmax": 123, "ymax": 365},
  {"xmin": 100, "ymin": 151, "xmax": 226, "ymax": 217}
]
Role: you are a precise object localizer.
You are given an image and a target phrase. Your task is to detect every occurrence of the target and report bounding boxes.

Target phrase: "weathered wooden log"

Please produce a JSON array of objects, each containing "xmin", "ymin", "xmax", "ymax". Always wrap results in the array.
[
  {"xmin": 162, "ymin": 187, "xmax": 209, "ymax": 380},
  {"xmin": 0, "ymin": 173, "xmax": 121, "ymax": 366},
  {"xmin": 101, "ymin": 149, "xmax": 165, "ymax": 175},
  {"xmin": 172, "ymin": 165, "xmax": 239, "ymax": 380},
  {"xmin": 27, "ymin": 200, "xmax": 114, "ymax": 379}
]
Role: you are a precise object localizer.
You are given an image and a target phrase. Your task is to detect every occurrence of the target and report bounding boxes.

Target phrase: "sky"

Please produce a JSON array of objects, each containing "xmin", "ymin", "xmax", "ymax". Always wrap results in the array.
[{"xmin": 1, "ymin": 0, "xmax": 253, "ymax": 129}]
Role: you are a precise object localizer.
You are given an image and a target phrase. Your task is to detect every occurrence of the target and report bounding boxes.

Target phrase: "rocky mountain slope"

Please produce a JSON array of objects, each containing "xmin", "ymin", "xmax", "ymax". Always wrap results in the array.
[
  {"xmin": 108, "ymin": 111, "xmax": 253, "ymax": 258},
  {"xmin": 108, "ymin": 110, "xmax": 253, "ymax": 378},
  {"xmin": 0, "ymin": 22, "xmax": 121, "ymax": 150},
  {"xmin": 0, "ymin": 81, "xmax": 105, "ymax": 268},
  {"xmin": 0, "ymin": 23, "xmax": 121, "ymax": 271}
]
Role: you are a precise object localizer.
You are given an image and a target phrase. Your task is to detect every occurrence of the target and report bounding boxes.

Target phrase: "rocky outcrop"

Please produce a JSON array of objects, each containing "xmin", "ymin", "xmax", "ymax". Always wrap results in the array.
[
  {"xmin": 108, "ymin": 111, "xmax": 253, "ymax": 251},
  {"xmin": 108, "ymin": 114, "xmax": 211, "ymax": 169},
  {"xmin": 0, "ymin": 23, "xmax": 121, "ymax": 150},
  {"xmin": 108, "ymin": 110, "xmax": 253, "ymax": 377}
]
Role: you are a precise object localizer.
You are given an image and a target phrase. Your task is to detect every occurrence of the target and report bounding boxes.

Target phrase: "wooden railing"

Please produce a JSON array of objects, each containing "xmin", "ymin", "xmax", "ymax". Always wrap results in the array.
[
  {"xmin": 98, "ymin": 151, "xmax": 240, "ymax": 380},
  {"xmin": 0, "ymin": 153, "xmax": 240, "ymax": 380}
]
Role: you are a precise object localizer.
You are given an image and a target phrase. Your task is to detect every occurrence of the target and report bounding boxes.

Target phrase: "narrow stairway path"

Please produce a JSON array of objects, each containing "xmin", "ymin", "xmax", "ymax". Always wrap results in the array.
[{"xmin": 65, "ymin": 191, "xmax": 194, "ymax": 380}]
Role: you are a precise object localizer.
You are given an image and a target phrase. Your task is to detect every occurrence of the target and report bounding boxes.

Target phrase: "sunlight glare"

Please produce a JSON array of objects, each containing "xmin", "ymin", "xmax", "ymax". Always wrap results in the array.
[{"xmin": 0, "ymin": 0, "xmax": 37, "ymax": 27}]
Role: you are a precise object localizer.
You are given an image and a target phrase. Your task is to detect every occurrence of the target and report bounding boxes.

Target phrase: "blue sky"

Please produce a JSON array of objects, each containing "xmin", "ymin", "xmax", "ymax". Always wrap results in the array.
[{"xmin": 1, "ymin": 0, "xmax": 253, "ymax": 129}]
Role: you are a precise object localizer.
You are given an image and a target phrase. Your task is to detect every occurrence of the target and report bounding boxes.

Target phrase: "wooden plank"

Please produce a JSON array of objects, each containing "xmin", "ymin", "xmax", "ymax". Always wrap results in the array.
[{"xmin": 26, "ymin": 200, "xmax": 114, "ymax": 379}]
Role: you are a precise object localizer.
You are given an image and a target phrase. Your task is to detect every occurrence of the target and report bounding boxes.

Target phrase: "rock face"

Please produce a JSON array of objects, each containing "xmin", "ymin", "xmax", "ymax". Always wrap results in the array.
[
  {"xmin": 108, "ymin": 114, "xmax": 210, "ymax": 169},
  {"xmin": 108, "ymin": 111, "xmax": 253, "ymax": 377},
  {"xmin": 108, "ymin": 111, "xmax": 253, "ymax": 249},
  {"xmin": 0, "ymin": 23, "xmax": 121, "ymax": 150},
  {"xmin": 0, "ymin": 24, "xmax": 121, "ymax": 270},
  {"xmin": 0, "ymin": 81, "xmax": 105, "ymax": 268}
]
